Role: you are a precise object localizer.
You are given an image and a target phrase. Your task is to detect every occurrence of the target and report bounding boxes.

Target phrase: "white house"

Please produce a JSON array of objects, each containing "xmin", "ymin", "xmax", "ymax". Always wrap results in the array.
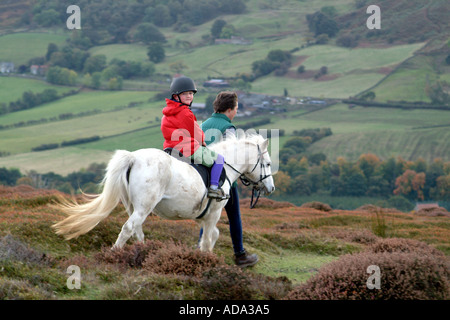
[{"xmin": 0, "ymin": 62, "xmax": 14, "ymax": 73}]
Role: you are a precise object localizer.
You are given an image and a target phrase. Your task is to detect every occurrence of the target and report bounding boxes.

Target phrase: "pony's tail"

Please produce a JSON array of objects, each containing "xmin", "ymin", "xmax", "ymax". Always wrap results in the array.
[{"xmin": 52, "ymin": 150, "xmax": 135, "ymax": 240}]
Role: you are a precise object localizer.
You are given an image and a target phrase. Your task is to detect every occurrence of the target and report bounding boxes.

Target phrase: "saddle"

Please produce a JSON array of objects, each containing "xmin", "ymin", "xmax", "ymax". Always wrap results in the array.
[{"xmin": 163, "ymin": 148, "xmax": 227, "ymax": 188}]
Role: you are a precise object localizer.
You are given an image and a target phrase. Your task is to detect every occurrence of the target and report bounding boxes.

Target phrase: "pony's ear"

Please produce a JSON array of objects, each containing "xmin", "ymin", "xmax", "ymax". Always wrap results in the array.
[{"xmin": 261, "ymin": 139, "xmax": 269, "ymax": 150}]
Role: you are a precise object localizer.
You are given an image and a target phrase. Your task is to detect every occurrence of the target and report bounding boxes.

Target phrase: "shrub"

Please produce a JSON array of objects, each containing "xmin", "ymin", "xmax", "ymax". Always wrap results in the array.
[
  {"xmin": 0, "ymin": 235, "xmax": 49, "ymax": 265},
  {"xmin": 201, "ymin": 265, "xmax": 254, "ymax": 300},
  {"xmin": 300, "ymin": 201, "xmax": 332, "ymax": 212},
  {"xmin": 415, "ymin": 206, "xmax": 450, "ymax": 217},
  {"xmin": 96, "ymin": 240, "xmax": 163, "ymax": 268},
  {"xmin": 367, "ymin": 238, "xmax": 445, "ymax": 257},
  {"xmin": 0, "ymin": 278, "xmax": 54, "ymax": 300},
  {"xmin": 240, "ymin": 198, "xmax": 294, "ymax": 209},
  {"xmin": 286, "ymin": 240, "xmax": 450, "ymax": 300},
  {"xmin": 97, "ymin": 240, "xmax": 225, "ymax": 277},
  {"xmin": 142, "ymin": 241, "xmax": 225, "ymax": 277},
  {"xmin": 330, "ymin": 229, "xmax": 379, "ymax": 245}
]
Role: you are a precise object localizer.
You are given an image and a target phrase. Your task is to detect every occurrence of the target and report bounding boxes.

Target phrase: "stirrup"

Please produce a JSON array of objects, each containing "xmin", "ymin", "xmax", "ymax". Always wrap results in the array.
[
  {"xmin": 207, "ymin": 187, "xmax": 229, "ymax": 201},
  {"xmin": 215, "ymin": 193, "xmax": 230, "ymax": 202}
]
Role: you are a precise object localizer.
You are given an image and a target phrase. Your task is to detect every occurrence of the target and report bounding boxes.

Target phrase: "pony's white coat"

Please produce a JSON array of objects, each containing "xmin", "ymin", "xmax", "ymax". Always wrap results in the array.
[{"xmin": 52, "ymin": 134, "xmax": 275, "ymax": 252}]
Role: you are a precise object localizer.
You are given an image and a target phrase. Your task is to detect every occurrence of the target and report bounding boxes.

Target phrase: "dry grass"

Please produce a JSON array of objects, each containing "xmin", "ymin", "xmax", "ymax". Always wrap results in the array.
[{"xmin": 0, "ymin": 186, "xmax": 448, "ymax": 300}]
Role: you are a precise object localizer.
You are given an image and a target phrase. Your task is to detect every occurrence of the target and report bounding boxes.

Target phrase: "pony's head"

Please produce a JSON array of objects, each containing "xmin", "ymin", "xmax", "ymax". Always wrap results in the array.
[
  {"xmin": 214, "ymin": 133, "xmax": 275, "ymax": 196},
  {"xmin": 242, "ymin": 135, "xmax": 275, "ymax": 195}
]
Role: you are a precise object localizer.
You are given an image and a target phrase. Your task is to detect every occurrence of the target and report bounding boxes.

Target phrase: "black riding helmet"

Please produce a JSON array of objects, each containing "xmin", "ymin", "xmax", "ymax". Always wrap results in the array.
[
  {"xmin": 170, "ymin": 76, "xmax": 197, "ymax": 107},
  {"xmin": 170, "ymin": 76, "xmax": 197, "ymax": 96}
]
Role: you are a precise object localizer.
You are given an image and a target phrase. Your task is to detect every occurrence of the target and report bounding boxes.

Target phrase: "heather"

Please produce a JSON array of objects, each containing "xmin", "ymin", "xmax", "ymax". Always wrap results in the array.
[
  {"xmin": 285, "ymin": 239, "xmax": 449, "ymax": 300},
  {"xmin": 0, "ymin": 186, "xmax": 448, "ymax": 300}
]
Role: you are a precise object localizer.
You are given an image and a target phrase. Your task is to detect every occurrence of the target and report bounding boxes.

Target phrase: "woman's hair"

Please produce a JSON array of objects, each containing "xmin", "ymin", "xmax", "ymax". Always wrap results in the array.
[{"xmin": 213, "ymin": 91, "xmax": 238, "ymax": 113}]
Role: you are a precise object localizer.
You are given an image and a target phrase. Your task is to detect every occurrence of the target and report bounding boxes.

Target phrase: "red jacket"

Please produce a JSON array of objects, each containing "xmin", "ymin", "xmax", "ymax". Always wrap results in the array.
[{"xmin": 161, "ymin": 99, "xmax": 205, "ymax": 157}]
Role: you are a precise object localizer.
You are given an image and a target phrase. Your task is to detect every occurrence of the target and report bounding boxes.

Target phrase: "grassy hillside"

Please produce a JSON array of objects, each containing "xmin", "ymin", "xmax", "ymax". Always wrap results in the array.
[
  {"xmin": 0, "ymin": 186, "xmax": 448, "ymax": 300},
  {"xmin": 0, "ymin": 32, "xmax": 69, "ymax": 66},
  {"xmin": 0, "ymin": 76, "xmax": 74, "ymax": 105},
  {"xmin": 1, "ymin": 99, "xmax": 449, "ymax": 174},
  {"xmin": 0, "ymin": 0, "xmax": 449, "ymax": 174}
]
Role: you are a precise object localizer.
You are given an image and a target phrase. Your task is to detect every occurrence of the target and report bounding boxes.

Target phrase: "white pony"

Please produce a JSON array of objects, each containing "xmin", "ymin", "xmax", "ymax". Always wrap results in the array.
[{"xmin": 52, "ymin": 134, "xmax": 275, "ymax": 252}]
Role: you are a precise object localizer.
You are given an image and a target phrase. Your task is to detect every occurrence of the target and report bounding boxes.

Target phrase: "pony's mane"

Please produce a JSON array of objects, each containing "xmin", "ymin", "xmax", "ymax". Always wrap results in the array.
[{"xmin": 210, "ymin": 131, "xmax": 265, "ymax": 149}]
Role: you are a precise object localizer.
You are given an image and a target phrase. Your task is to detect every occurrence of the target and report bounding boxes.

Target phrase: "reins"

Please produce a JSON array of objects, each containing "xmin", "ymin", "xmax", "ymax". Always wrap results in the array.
[{"xmin": 224, "ymin": 144, "xmax": 272, "ymax": 209}]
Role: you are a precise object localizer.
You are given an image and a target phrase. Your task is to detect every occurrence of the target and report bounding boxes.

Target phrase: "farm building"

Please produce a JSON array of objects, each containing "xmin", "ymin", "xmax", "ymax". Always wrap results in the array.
[
  {"xmin": 203, "ymin": 79, "xmax": 230, "ymax": 88},
  {"xmin": 214, "ymin": 36, "xmax": 252, "ymax": 45},
  {"xmin": 30, "ymin": 65, "xmax": 49, "ymax": 76},
  {"xmin": 0, "ymin": 62, "xmax": 14, "ymax": 73}
]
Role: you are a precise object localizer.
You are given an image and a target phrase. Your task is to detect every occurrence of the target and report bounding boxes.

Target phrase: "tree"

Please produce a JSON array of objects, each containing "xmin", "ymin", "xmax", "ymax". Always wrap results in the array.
[
  {"xmin": 425, "ymin": 81, "xmax": 450, "ymax": 106},
  {"xmin": 291, "ymin": 175, "xmax": 311, "ymax": 195},
  {"xmin": 46, "ymin": 66, "xmax": 77, "ymax": 86},
  {"xmin": 252, "ymin": 59, "xmax": 279, "ymax": 77},
  {"xmin": 220, "ymin": 25, "xmax": 237, "ymax": 39},
  {"xmin": 337, "ymin": 35, "xmax": 359, "ymax": 48},
  {"xmin": 341, "ymin": 168, "xmax": 367, "ymax": 196},
  {"xmin": 315, "ymin": 66, "xmax": 328, "ymax": 79},
  {"xmin": 320, "ymin": 6, "xmax": 337, "ymax": 18},
  {"xmin": 46, "ymin": 43, "xmax": 59, "ymax": 61},
  {"xmin": 360, "ymin": 91, "xmax": 376, "ymax": 101},
  {"xmin": 144, "ymin": 4, "xmax": 173, "ymax": 27},
  {"xmin": 0, "ymin": 167, "xmax": 21, "ymax": 186},
  {"xmin": 425, "ymin": 159, "xmax": 444, "ymax": 198},
  {"xmin": 357, "ymin": 153, "xmax": 380, "ymax": 180},
  {"xmin": 283, "ymin": 136, "xmax": 311, "ymax": 154},
  {"xmin": 307, "ymin": 166, "xmax": 324, "ymax": 193},
  {"xmin": 380, "ymin": 157, "xmax": 403, "ymax": 192},
  {"xmin": 34, "ymin": 9, "xmax": 60, "ymax": 27},
  {"xmin": 211, "ymin": 19, "xmax": 227, "ymax": 38},
  {"xmin": 147, "ymin": 43, "xmax": 165, "ymax": 63},
  {"xmin": 83, "ymin": 55, "xmax": 107, "ymax": 74},
  {"xmin": 316, "ymin": 34, "xmax": 330, "ymax": 44},
  {"xmin": 22, "ymin": 91, "xmax": 39, "ymax": 109},
  {"xmin": 134, "ymin": 23, "xmax": 166, "ymax": 44},
  {"xmin": 267, "ymin": 50, "xmax": 292, "ymax": 63},
  {"xmin": 91, "ymin": 72, "xmax": 102, "ymax": 89},
  {"xmin": 273, "ymin": 171, "xmax": 291, "ymax": 196},
  {"xmin": 431, "ymin": 175, "xmax": 450, "ymax": 201},
  {"xmin": 297, "ymin": 65, "xmax": 306, "ymax": 73},
  {"xmin": 306, "ymin": 11, "xmax": 339, "ymax": 37},
  {"xmin": 108, "ymin": 77, "xmax": 123, "ymax": 90},
  {"xmin": 394, "ymin": 170, "xmax": 426, "ymax": 201}
]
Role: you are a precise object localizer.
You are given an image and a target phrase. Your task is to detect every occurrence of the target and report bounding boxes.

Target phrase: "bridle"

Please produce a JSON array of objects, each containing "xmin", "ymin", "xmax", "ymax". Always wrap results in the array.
[{"xmin": 224, "ymin": 144, "xmax": 272, "ymax": 209}]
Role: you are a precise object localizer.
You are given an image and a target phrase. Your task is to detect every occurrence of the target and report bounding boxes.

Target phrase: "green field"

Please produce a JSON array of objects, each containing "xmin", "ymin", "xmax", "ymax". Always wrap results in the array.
[
  {"xmin": 0, "ymin": 89, "xmax": 155, "ymax": 127},
  {"xmin": 89, "ymin": 44, "xmax": 149, "ymax": 63},
  {"xmin": 0, "ymin": 1, "xmax": 449, "ymax": 176},
  {"xmin": 253, "ymin": 73, "xmax": 386, "ymax": 98},
  {"xmin": 0, "ymin": 32, "xmax": 69, "ymax": 66},
  {"xmin": 0, "ymin": 77, "xmax": 74, "ymax": 105},
  {"xmin": 1, "ymin": 96, "xmax": 449, "ymax": 174}
]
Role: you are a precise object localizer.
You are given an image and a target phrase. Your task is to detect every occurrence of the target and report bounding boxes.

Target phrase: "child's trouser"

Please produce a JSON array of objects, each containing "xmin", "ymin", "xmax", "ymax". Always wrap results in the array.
[{"xmin": 190, "ymin": 146, "xmax": 224, "ymax": 187}]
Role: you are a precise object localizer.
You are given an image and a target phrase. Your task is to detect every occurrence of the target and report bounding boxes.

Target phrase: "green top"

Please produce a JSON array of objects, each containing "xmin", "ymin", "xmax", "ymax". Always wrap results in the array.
[
  {"xmin": 201, "ymin": 112, "xmax": 237, "ymax": 187},
  {"xmin": 201, "ymin": 113, "xmax": 236, "ymax": 145}
]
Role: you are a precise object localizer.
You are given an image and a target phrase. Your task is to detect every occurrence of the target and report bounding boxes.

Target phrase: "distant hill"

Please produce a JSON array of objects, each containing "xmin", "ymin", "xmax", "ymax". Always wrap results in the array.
[
  {"xmin": 337, "ymin": 0, "xmax": 450, "ymax": 45},
  {"xmin": 0, "ymin": 0, "xmax": 449, "ymax": 177},
  {"xmin": 0, "ymin": 0, "xmax": 32, "ymax": 29}
]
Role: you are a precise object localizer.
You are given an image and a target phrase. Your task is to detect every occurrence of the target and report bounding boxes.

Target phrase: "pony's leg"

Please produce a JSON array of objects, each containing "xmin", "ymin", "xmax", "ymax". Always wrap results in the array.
[
  {"xmin": 126, "ymin": 209, "xmax": 145, "ymax": 242},
  {"xmin": 113, "ymin": 209, "xmax": 149, "ymax": 249},
  {"xmin": 199, "ymin": 209, "xmax": 221, "ymax": 252}
]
